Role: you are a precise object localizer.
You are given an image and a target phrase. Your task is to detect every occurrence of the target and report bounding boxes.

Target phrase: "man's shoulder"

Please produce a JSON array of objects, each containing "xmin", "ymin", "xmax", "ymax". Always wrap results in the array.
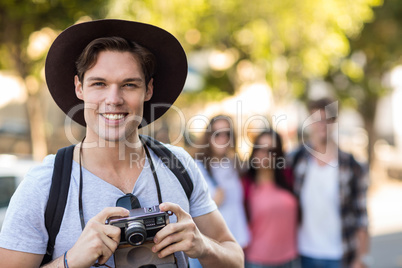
[
  {"xmin": 338, "ymin": 149, "xmax": 367, "ymax": 172},
  {"xmin": 286, "ymin": 145, "xmax": 306, "ymax": 164},
  {"xmin": 28, "ymin": 154, "xmax": 56, "ymax": 174},
  {"xmin": 22, "ymin": 154, "xmax": 56, "ymax": 186},
  {"xmin": 287, "ymin": 145, "xmax": 304, "ymax": 156},
  {"xmin": 159, "ymin": 143, "xmax": 194, "ymax": 163},
  {"xmin": 161, "ymin": 143, "xmax": 188, "ymax": 154}
]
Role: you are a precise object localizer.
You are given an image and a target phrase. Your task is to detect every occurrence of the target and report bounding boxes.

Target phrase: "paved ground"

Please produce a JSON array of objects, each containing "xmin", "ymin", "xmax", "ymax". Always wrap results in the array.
[
  {"xmin": 371, "ymin": 232, "xmax": 402, "ymax": 268},
  {"xmin": 368, "ymin": 179, "xmax": 402, "ymax": 267}
]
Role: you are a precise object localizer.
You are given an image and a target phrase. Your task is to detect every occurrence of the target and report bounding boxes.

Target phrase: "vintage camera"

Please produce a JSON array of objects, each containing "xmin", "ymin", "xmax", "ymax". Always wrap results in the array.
[
  {"xmin": 108, "ymin": 205, "xmax": 176, "ymax": 267},
  {"xmin": 108, "ymin": 205, "xmax": 170, "ymax": 246}
]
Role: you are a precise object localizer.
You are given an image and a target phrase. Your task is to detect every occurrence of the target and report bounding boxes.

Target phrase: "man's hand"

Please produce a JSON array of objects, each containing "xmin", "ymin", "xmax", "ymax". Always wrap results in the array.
[
  {"xmin": 66, "ymin": 207, "xmax": 129, "ymax": 267},
  {"xmin": 351, "ymin": 259, "xmax": 366, "ymax": 268},
  {"xmin": 151, "ymin": 202, "xmax": 206, "ymax": 259},
  {"xmin": 152, "ymin": 202, "xmax": 243, "ymax": 268}
]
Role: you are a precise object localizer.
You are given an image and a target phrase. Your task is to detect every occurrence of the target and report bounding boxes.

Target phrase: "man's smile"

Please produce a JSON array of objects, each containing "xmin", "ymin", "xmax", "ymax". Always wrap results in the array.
[{"xmin": 101, "ymin": 113, "xmax": 128, "ymax": 120}]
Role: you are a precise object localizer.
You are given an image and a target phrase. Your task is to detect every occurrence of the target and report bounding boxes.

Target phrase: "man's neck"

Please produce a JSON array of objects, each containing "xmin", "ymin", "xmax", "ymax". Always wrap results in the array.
[
  {"xmin": 73, "ymin": 135, "xmax": 146, "ymax": 193},
  {"xmin": 82, "ymin": 134, "xmax": 143, "ymax": 164},
  {"xmin": 310, "ymin": 138, "xmax": 338, "ymax": 166}
]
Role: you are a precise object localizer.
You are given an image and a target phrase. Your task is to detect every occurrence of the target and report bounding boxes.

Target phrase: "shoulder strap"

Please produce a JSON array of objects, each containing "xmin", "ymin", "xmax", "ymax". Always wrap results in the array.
[
  {"xmin": 290, "ymin": 145, "xmax": 305, "ymax": 170},
  {"xmin": 41, "ymin": 145, "xmax": 75, "ymax": 266},
  {"xmin": 139, "ymin": 135, "xmax": 194, "ymax": 200}
]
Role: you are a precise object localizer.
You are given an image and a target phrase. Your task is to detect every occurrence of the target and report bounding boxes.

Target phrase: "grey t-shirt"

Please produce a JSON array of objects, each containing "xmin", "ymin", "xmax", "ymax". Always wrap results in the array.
[{"xmin": 0, "ymin": 144, "xmax": 217, "ymax": 267}]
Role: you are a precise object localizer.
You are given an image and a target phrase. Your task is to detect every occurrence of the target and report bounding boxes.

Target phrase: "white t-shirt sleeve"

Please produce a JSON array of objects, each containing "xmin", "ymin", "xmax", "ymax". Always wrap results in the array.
[{"xmin": 0, "ymin": 155, "xmax": 54, "ymax": 254}]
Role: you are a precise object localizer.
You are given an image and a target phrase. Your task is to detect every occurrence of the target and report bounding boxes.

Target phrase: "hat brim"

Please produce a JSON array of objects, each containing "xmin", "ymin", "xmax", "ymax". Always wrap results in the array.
[{"xmin": 45, "ymin": 19, "xmax": 188, "ymax": 128}]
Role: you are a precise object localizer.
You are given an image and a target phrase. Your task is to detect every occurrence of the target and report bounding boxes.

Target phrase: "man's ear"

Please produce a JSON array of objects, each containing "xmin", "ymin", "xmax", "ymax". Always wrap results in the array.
[
  {"xmin": 75, "ymin": 75, "xmax": 84, "ymax": 100},
  {"xmin": 145, "ymin": 78, "xmax": 154, "ymax": 101}
]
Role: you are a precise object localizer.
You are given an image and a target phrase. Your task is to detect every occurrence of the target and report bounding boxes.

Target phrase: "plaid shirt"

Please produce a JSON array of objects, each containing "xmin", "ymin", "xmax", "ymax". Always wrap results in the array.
[{"xmin": 289, "ymin": 145, "xmax": 369, "ymax": 266}]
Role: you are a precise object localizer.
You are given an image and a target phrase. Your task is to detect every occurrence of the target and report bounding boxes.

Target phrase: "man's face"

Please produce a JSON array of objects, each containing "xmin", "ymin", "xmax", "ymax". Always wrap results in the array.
[
  {"xmin": 74, "ymin": 50, "xmax": 153, "ymax": 144},
  {"xmin": 308, "ymin": 109, "xmax": 336, "ymax": 144},
  {"xmin": 210, "ymin": 119, "xmax": 232, "ymax": 158}
]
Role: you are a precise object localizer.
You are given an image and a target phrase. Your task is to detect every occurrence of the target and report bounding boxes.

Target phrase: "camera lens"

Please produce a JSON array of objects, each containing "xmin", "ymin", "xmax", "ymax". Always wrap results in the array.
[{"xmin": 125, "ymin": 221, "xmax": 147, "ymax": 246}]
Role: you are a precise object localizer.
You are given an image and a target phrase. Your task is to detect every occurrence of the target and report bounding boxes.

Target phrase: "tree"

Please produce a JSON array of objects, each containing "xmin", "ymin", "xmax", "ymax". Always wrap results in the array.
[
  {"xmin": 111, "ymin": 0, "xmax": 380, "ymax": 94},
  {"xmin": 327, "ymin": 0, "xmax": 401, "ymax": 163},
  {"xmin": 0, "ymin": 0, "xmax": 108, "ymax": 160},
  {"xmin": 111, "ymin": 0, "xmax": 382, "ymax": 154}
]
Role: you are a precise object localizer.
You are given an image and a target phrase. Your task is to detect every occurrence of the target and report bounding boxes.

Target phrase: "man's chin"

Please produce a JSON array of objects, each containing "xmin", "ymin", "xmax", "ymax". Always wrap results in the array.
[{"xmin": 318, "ymin": 137, "xmax": 330, "ymax": 146}]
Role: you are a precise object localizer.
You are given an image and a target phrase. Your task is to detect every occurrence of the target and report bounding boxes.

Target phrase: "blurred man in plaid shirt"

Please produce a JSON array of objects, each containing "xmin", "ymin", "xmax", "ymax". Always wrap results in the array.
[{"xmin": 289, "ymin": 98, "xmax": 370, "ymax": 268}]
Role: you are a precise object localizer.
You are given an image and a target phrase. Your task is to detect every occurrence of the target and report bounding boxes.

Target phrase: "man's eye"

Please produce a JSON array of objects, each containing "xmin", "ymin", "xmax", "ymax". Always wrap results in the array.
[
  {"xmin": 92, "ymin": 82, "xmax": 105, "ymax": 87},
  {"xmin": 123, "ymin": 83, "xmax": 139, "ymax": 88}
]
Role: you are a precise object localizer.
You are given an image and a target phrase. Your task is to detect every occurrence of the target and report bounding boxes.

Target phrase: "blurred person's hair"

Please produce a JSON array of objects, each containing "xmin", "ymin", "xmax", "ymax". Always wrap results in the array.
[
  {"xmin": 307, "ymin": 97, "xmax": 338, "ymax": 118},
  {"xmin": 195, "ymin": 115, "xmax": 237, "ymax": 175},
  {"xmin": 246, "ymin": 129, "xmax": 292, "ymax": 194}
]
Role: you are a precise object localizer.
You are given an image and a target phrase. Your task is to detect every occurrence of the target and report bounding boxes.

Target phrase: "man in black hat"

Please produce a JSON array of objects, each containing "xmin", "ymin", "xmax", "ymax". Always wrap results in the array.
[{"xmin": 0, "ymin": 20, "xmax": 244, "ymax": 268}]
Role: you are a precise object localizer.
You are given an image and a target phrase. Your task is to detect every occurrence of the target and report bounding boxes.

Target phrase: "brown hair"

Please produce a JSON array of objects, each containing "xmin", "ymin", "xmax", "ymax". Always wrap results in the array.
[
  {"xmin": 75, "ymin": 36, "xmax": 156, "ymax": 86},
  {"xmin": 195, "ymin": 115, "xmax": 237, "ymax": 174},
  {"xmin": 247, "ymin": 130, "xmax": 287, "ymax": 187},
  {"xmin": 307, "ymin": 97, "xmax": 338, "ymax": 118}
]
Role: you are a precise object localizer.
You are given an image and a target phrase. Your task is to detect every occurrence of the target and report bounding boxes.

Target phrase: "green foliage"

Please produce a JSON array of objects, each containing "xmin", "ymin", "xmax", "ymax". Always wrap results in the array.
[
  {"xmin": 351, "ymin": 0, "xmax": 402, "ymax": 78},
  {"xmin": 0, "ymin": 0, "xmax": 110, "ymax": 158},
  {"xmin": 328, "ymin": 0, "xmax": 400, "ymax": 121},
  {"xmin": 182, "ymin": 87, "xmax": 230, "ymax": 104},
  {"xmin": 110, "ymin": 0, "xmax": 382, "ymax": 103},
  {"xmin": 0, "ymin": 0, "xmax": 109, "ymax": 77}
]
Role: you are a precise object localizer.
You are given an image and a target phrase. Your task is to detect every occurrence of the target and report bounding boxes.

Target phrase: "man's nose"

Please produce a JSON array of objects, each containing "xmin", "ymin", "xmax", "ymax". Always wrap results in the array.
[{"xmin": 105, "ymin": 85, "xmax": 123, "ymax": 106}]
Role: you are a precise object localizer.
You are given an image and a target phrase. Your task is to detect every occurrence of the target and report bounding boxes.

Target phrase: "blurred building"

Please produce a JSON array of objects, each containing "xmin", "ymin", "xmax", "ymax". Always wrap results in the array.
[{"xmin": 373, "ymin": 66, "xmax": 402, "ymax": 181}]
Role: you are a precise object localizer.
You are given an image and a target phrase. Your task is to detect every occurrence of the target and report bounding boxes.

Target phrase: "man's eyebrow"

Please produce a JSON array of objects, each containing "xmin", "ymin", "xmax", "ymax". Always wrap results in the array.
[
  {"xmin": 86, "ymin": 77, "xmax": 106, "ymax": 81},
  {"xmin": 122, "ymin": 78, "xmax": 144, "ymax": 83},
  {"xmin": 85, "ymin": 77, "xmax": 144, "ymax": 82}
]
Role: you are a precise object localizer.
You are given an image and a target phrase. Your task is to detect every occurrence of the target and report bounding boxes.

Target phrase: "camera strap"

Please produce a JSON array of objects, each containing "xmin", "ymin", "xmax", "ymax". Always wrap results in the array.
[
  {"xmin": 78, "ymin": 138, "xmax": 163, "ymax": 230},
  {"xmin": 142, "ymin": 141, "xmax": 163, "ymax": 204},
  {"xmin": 78, "ymin": 137, "xmax": 85, "ymax": 230}
]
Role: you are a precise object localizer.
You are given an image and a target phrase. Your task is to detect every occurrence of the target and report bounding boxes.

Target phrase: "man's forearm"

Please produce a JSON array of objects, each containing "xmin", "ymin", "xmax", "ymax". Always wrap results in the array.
[
  {"xmin": 197, "ymin": 236, "xmax": 244, "ymax": 268},
  {"xmin": 42, "ymin": 255, "xmax": 64, "ymax": 268}
]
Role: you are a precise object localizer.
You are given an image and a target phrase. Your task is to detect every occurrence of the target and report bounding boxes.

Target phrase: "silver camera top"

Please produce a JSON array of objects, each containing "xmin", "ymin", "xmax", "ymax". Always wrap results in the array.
[{"xmin": 107, "ymin": 205, "xmax": 171, "ymax": 246}]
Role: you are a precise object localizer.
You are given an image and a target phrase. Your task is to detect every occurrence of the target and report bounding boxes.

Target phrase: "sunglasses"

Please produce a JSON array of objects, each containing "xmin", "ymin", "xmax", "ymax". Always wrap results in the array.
[
  {"xmin": 116, "ymin": 193, "xmax": 141, "ymax": 209},
  {"xmin": 212, "ymin": 130, "xmax": 231, "ymax": 138}
]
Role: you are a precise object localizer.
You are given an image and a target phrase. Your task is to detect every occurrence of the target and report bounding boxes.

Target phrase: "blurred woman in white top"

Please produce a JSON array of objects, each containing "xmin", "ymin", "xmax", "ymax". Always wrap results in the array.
[{"xmin": 189, "ymin": 115, "xmax": 250, "ymax": 268}]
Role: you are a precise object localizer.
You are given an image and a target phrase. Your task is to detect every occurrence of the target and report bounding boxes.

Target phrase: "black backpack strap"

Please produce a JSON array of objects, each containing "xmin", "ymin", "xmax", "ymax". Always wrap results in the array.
[
  {"xmin": 139, "ymin": 135, "xmax": 194, "ymax": 200},
  {"xmin": 41, "ymin": 145, "xmax": 75, "ymax": 265},
  {"xmin": 290, "ymin": 145, "xmax": 305, "ymax": 170}
]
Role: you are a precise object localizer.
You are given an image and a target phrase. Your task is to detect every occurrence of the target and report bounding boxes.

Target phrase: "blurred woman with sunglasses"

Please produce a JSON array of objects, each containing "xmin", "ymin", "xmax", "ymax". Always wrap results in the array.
[
  {"xmin": 243, "ymin": 129, "xmax": 299, "ymax": 268},
  {"xmin": 189, "ymin": 115, "xmax": 250, "ymax": 268}
]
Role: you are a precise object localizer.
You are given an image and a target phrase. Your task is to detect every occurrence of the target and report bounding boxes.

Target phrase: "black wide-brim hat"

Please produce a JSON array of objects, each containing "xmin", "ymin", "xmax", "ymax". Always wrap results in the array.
[{"xmin": 45, "ymin": 19, "xmax": 188, "ymax": 127}]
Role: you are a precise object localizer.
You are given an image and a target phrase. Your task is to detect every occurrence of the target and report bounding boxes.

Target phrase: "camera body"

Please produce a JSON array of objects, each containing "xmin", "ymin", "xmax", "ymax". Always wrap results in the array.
[{"xmin": 108, "ymin": 205, "xmax": 169, "ymax": 246}]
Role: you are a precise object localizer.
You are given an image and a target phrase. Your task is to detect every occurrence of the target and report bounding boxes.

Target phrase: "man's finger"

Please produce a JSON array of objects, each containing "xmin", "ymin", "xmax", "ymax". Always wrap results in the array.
[
  {"xmin": 103, "ymin": 224, "xmax": 122, "ymax": 243},
  {"xmin": 92, "ymin": 207, "xmax": 130, "ymax": 223},
  {"xmin": 159, "ymin": 202, "xmax": 190, "ymax": 222},
  {"xmin": 152, "ymin": 231, "xmax": 183, "ymax": 253},
  {"xmin": 99, "ymin": 230, "xmax": 120, "ymax": 253},
  {"xmin": 96, "ymin": 243, "xmax": 114, "ymax": 265}
]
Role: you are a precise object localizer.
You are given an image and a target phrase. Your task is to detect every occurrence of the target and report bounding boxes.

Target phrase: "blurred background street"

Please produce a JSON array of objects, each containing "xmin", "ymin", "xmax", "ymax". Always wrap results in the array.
[{"xmin": 369, "ymin": 179, "xmax": 402, "ymax": 268}]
